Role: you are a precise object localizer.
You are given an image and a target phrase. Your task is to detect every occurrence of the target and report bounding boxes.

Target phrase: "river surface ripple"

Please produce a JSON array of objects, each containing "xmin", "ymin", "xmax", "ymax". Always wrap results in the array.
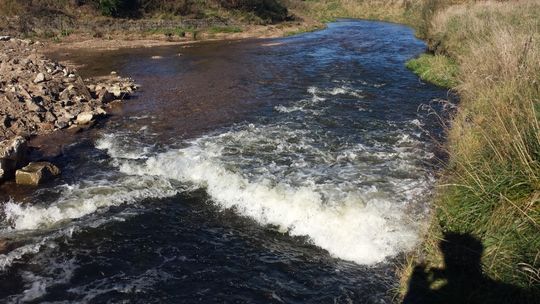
[{"xmin": 0, "ymin": 20, "xmax": 446, "ymax": 303}]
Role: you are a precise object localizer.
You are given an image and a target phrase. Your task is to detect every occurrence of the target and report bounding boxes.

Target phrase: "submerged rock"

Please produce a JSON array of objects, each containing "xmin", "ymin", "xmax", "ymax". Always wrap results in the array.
[{"xmin": 15, "ymin": 161, "xmax": 60, "ymax": 186}]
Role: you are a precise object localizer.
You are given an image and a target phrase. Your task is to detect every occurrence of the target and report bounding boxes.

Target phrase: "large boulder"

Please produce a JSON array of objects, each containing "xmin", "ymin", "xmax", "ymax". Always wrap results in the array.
[
  {"xmin": 15, "ymin": 162, "xmax": 61, "ymax": 186},
  {"xmin": 0, "ymin": 136, "xmax": 28, "ymax": 180}
]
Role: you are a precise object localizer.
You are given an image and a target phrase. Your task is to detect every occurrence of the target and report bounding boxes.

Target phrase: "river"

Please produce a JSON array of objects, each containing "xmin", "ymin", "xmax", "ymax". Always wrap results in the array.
[{"xmin": 0, "ymin": 20, "xmax": 446, "ymax": 303}]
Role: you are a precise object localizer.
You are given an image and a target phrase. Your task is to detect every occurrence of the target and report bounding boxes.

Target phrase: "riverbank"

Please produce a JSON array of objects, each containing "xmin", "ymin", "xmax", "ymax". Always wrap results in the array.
[
  {"xmin": 42, "ymin": 21, "xmax": 322, "ymax": 53},
  {"xmin": 298, "ymin": 0, "xmax": 539, "ymax": 302},
  {"xmin": 405, "ymin": 2, "xmax": 539, "ymax": 301},
  {"xmin": 0, "ymin": 0, "xmax": 322, "ymax": 51},
  {"xmin": 0, "ymin": 36, "xmax": 138, "ymax": 184}
]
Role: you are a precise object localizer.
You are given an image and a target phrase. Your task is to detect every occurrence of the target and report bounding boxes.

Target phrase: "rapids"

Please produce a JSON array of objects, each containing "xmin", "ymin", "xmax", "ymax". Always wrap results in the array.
[{"xmin": 0, "ymin": 20, "xmax": 446, "ymax": 303}]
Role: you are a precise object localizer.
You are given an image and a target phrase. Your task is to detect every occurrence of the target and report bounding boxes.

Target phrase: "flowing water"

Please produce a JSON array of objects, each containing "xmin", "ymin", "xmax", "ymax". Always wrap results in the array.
[{"xmin": 0, "ymin": 20, "xmax": 446, "ymax": 303}]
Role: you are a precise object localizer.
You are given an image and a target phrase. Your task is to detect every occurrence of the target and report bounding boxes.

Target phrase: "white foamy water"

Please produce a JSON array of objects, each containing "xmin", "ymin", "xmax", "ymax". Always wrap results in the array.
[
  {"xmin": 116, "ymin": 146, "xmax": 423, "ymax": 265},
  {"xmin": 91, "ymin": 85, "xmax": 434, "ymax": 264},
  {"xmin": 3, "ymin": 176, "xmax": 177, "ymax": 231},
  {"xmin": 1, "ymin": 85, "xmax": 435, "ymax": 268}
]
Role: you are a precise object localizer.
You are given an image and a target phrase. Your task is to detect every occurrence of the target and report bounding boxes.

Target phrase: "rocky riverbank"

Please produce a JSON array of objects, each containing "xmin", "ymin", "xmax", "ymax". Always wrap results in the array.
[{"xmin": 0, "ymin": 36, "xmax": 138, "ymax": 184}]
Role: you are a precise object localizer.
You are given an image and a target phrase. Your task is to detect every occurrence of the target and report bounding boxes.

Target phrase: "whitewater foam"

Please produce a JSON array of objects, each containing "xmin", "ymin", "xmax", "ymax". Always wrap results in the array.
[
  {"xmin": 107, "ymin": 123, "xmax": 431, "ymax": 265},
  {"xmin": 3, "ymin": 176, "xmax": 177, "ymax": 231},
  {"xmin": 90, "ymin": 85, "xmax": 434, "ymax": 265},
  {"xmin": 0, "ymin": 84, "xmax": 435, "ymax": 269}
]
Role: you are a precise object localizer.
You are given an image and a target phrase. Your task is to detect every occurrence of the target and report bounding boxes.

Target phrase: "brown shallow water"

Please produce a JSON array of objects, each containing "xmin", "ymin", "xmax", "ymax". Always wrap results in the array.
[
  {"xmin": 0, "ymin": 20, "xmax": 447, "ymax": 303},
  {"xmin": 52, "ymin": 39, "xmax": 273, "ymax": 139}
]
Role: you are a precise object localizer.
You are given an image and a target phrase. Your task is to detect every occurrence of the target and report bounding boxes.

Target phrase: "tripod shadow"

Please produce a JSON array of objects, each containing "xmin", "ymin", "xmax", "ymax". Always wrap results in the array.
[{"xmin": 403, "ymin": 232, "xmax": 537, "ymax": 304}]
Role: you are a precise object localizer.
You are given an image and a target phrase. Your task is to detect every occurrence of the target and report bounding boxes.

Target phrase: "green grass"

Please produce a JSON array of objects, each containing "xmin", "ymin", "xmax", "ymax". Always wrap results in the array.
[
  {"xmin": 284, "ymin": 24, "xmax": 324, "ymax": 37},
  {"xmin": 406, "ymin": 54, "xmax": 458, "ymax": 88}
]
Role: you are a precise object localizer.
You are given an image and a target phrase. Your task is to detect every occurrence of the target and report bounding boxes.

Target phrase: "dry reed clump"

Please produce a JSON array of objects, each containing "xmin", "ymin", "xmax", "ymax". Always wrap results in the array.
[
  {"xmin": 285, "ymin": 0, "xmax": 421, "ymax": 23},
  {"xmin": 426, "ymin": 0, "xmax": 540, "ymax": 292},
  {"xmin": 0, "ymin": 0, "xmax": 21, "ymax": 16}
]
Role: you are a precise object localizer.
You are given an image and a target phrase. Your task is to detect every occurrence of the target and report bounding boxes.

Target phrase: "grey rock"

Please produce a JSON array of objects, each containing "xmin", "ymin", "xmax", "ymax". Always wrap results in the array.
[
  {"xmin": 33, "ymin": 72, "xmax": 45, "ymax": 83},
  {"xmin": 15, "ymin": 162, "xmax": 61, "ymax": 186},
  {"xmin": 97, "ymin": 88, "xmax": 115, "ymax": 103},
  {"xmin": 0, "ymin": 136, "xmax": 27, "ymax": 161},
  {"xmin": 55, "ymin": 120, "xmax": 69, "ymax": 129},
  {"xmin": 0, "ymin": 136, "xmax": 27, "ymax": 180},
  {"xmin": 25, "ymin": 99, "xmax": 43, "ymax": 112},
  {"xmin": 44, "ymin": 111, "xmax": 56, "ymax": 122},
  {"xmin": 0, "ymin": 115, "xmax": 8, "ymax": 128},
  {"xmin": 110, "ymin": 85, "xmax": 123, "ymax": 98},
  {"xmin": 76, "ymin": 112, "xmax": 94, "ymax": 125}
]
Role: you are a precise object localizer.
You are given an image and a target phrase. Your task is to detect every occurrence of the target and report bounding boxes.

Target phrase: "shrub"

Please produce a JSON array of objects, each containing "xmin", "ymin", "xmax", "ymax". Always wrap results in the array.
[{"xmin": 92, "ymin": 0, "xmax": 141, "ymax": 17}]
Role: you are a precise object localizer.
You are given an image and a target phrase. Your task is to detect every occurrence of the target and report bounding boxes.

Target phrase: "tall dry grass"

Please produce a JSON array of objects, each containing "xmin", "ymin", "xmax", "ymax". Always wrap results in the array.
[
  {"xmin": 285, "ymin": 0, "xmax": 469, "ymax": 35},
  {"xmin": 422, "ymin": 0, "xmax": 540, "ymax": 295},
  {"xmin": 285, "ymin": 0, "xmax": 419, "ymax": 23}
]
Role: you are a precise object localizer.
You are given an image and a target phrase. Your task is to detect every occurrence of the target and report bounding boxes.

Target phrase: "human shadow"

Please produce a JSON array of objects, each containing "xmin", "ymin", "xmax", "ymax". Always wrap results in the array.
[{"xmin": 403, "ymin": 232, "xmax": 538, "ymax": 304}]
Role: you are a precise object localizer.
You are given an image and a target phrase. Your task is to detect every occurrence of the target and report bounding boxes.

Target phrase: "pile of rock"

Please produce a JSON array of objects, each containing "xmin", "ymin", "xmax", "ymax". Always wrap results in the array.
[
  {"xmin": 0, "ymin": 36, "xmax": 138, "ymax": 140},
  {"xmin": 0, "ymin": 36, "xmax": 138, "ymax": 185}
]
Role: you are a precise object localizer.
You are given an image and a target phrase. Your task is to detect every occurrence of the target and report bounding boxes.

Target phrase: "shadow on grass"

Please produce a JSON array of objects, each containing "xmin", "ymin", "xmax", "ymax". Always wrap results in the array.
[{"xmin": 403, "ymin": 232, "xmax": 538, "ymax": 304}]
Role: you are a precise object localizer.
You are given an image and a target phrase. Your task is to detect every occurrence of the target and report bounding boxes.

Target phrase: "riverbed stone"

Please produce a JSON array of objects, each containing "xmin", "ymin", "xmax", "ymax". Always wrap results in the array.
[
  {"xmin": 97, "ymin": 88, "xmax": 115, "ymax": 103},
  {"xmin": 0, "ymin": 135, "xmax": 27, "ymax": 162},
  {"xmin": 0, "ymin": 136, "xmax": 27, "ymax": 180},
  {"xmin": 33, "ymin": 72, "xmax": 45, "ymax": 84},
  {"xmin": 15, "ymin": 162, "xmax": 60, "ymax": 186},
  {"xmin": 110, "ymin": 85, "xmax": 123, "ymax": 98},
  {"xmin": 76, "ymin": 111, "xmax": 94, "ymax": 125}
]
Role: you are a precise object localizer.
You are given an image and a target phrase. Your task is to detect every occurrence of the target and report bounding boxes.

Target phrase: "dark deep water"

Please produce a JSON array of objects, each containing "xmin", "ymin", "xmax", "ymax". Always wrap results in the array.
[{"xmin": 0, "ymin": 20, "xmax": 446, "ymax": 303}]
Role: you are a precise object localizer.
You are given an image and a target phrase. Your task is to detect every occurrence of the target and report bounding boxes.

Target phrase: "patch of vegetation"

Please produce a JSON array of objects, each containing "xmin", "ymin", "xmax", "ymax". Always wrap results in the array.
[
  {"xmin": 402, "ymin": 1, "xmax": 540, "ymax": 302},
  {"xmin": 218, "ymin": 0, "xmax": 290, "ymax": 23},
  {"xmin": 283, "ymin": 24, "xmax": 322, "ymax": 36},
  {"xmin": 406, "ymin": 54, "xmax": 458, "ymax": 88}
]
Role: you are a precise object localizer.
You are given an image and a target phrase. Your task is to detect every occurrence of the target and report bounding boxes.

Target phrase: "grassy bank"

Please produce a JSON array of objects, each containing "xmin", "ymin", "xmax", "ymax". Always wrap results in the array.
[
  {"xmin": 414, "ymin": 1, "xmax": 540, "ymax": 301},
  {"xmin": 405, "ymin": 54, "xmax": 458, "ymax": 88},
  {"xmin": 290, "ymin": 0, "xmax": 539, "ymax": 302},
  {"xmin": 0, "ymin": 0, "xmax": 294, "ymax": 41}
]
